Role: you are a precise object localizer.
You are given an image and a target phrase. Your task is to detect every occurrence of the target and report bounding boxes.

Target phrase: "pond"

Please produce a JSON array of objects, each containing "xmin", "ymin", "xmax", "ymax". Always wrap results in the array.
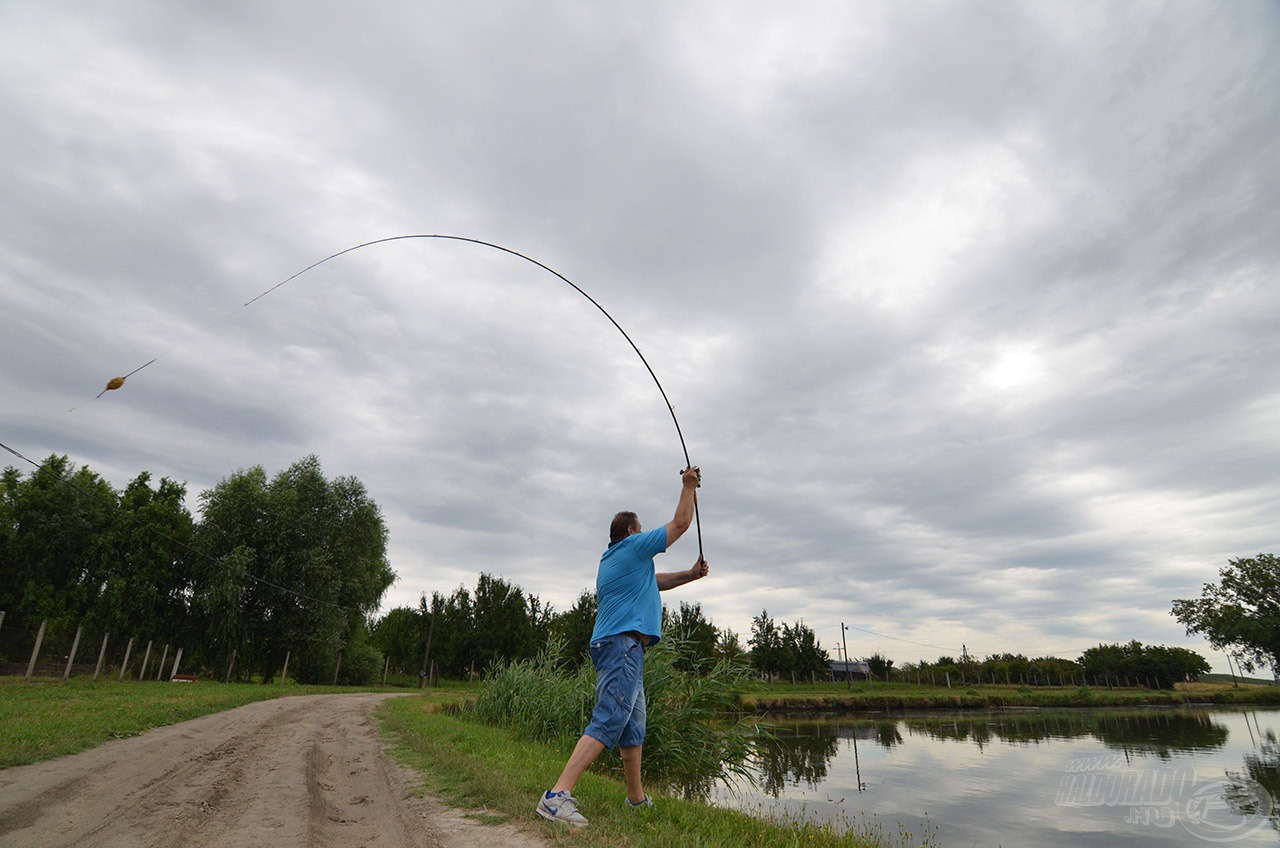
[{"xmin": 712, "ymin": 706, "xmax": 1280, "ymax": 847}]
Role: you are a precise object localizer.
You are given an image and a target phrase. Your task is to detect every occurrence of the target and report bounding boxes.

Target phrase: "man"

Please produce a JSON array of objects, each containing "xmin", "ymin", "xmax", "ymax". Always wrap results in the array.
[{"xmin": 536, "ymin": 465, "xmax": 708, "ymax": 827}]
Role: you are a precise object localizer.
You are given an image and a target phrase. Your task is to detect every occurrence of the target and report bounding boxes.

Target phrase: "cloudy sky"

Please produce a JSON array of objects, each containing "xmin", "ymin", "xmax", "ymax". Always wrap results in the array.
[{"xmin": 2, "ymin": 2, "xmax": 1276, "ymax": 673}]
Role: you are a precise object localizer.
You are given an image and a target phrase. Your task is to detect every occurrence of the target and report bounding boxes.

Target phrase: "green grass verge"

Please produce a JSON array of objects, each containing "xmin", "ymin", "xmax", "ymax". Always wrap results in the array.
[
  {"xmin": 378, "ymin": 695, "xmax": 923, "ymax": 848},
  {"xmin": 0, "ymin": 677, "xmax": 466, "ymax": 768}
]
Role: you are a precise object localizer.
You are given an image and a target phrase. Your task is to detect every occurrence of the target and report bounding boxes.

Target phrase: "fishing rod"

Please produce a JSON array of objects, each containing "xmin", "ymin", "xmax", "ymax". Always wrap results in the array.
[{"xmin": 91, "ymin": 234, "xmax": 704, "ymax": 557}]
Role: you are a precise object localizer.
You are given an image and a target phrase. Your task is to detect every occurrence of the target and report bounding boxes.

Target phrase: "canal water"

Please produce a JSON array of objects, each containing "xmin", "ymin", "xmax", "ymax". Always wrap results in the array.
[{"xmin": 713, "ymin": 706, "xmax": 1279, "ymax": 847}]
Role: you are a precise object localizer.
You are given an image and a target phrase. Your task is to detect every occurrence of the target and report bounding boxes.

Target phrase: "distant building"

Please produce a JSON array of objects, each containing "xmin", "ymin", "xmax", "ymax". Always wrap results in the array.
[{"xmin": 829, "ymin": 659, "xmax": 871, "ymax": 682}]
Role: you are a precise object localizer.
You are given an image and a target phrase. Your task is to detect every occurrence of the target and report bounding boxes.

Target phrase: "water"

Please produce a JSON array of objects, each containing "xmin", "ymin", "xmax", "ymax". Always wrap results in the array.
[{"xmin": 712, "ymin": 706, "xmax": 1280, "ymax": 847}]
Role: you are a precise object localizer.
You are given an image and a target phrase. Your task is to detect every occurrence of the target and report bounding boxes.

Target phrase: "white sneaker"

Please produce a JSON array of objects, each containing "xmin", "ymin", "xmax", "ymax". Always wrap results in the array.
[
  {"xmin": 626, "ymin": 794, "xmax": 654, "ymax": 809},
  {"xmin": 536, "ymin": 790, "xmax": 588, "ymax": 827}
]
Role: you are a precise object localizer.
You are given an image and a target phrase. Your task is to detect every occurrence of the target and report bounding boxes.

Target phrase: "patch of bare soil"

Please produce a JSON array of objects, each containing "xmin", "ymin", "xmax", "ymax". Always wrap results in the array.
[{"xmin": 0, "ymin": 693, "xmax": 547, "ymax": 848}]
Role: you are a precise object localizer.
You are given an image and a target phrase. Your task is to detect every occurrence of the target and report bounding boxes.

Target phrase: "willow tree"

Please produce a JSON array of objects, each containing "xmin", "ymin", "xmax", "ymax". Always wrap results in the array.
[{"xmin": 194, "ymin": 456, "xmax": 394, "ymax": 682}]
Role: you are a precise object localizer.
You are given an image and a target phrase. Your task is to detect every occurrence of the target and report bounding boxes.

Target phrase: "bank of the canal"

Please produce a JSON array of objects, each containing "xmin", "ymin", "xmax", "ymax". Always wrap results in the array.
[{"xmin": 743, "ymin": 680, "xmax": 1280, "ymax": 713}]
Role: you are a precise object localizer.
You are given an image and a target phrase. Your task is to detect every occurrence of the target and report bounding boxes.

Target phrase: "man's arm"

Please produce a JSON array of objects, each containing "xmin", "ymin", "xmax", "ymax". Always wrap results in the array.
[
  {"xmin": 665, "ymin": 466, "xmax": 701, "ymax": 547},
  {"xmin": 657, "ymin": 556, "xmax": 709, "ymax": 591}
]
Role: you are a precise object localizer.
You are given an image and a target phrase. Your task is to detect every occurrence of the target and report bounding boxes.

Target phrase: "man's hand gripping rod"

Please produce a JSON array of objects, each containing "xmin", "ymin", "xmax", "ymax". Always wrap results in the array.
[{"xmin": 680, "ymin": 466, "xmax": 704, "ymax": 560}]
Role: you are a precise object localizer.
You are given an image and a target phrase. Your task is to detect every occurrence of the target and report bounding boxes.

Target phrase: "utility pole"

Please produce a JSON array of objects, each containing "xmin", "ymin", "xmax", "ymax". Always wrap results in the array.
[
  {"xmin": 841, "ymin": 622, "xmax": 852, "ymax": 691},
  {"xmin": 419, "ymin": 595, "xmax": 438, "ymax": 689}
]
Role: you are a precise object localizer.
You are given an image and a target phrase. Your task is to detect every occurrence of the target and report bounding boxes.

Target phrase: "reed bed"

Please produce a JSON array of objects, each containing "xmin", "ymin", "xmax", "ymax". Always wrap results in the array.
[{"xmin": 469, "ymin": 638, "xmax": 761, "ymax": 792}]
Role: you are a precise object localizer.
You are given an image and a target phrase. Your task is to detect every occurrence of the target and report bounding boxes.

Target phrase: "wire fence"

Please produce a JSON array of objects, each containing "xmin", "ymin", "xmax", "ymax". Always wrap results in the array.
[
  {"xmin": 0, "ymin": 610, "xmax": 195, "ymax": 683},
  {"xmin": 0, "ymin": 609, "xmax": 436, "ymax": 688}
]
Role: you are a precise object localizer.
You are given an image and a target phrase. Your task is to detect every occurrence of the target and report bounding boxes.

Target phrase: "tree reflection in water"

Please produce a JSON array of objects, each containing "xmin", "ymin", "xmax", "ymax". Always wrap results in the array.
[
  {"xmin": 752, "ymin": 709, "xmax": 1239, "ymax": 798},
  {"xmin": 1225, "ymin": 722, "xmax": 1279, "ymax": 834},
  {"xmin": 754, "ymin": 722, "xmax": 841, "ymax": 796}
]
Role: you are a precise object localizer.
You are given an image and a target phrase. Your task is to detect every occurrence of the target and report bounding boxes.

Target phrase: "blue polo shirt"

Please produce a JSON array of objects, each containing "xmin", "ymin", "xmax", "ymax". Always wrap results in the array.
[{"xmin": 591, "ymin": 526, "xmax": 667, "ymax": 643}]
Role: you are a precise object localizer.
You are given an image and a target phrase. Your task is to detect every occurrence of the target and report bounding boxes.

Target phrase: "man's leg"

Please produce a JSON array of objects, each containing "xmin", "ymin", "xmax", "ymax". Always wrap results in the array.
[
  {"xmin": 552, "ymin": 734, "xmax": 606, "ymax": 794},
  {"xmin": 620, "ymin": 745, "xmax": 645, "ymax": 803}
]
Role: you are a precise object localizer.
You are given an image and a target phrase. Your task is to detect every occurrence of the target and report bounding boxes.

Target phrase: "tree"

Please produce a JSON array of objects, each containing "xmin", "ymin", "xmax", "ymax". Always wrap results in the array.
[
  {"xmin": 716, "ymin": 628, "xmax": 746, "ymax": 664},
  {"xmin": 427, "ymin": 586, "xmax": 475, "ymax": 678},
  {"xmin": 1142, "ymin": 645, "xmax": 1210, "ymax": 689},
  {"xmin": 1030, "ymin": 656, "xmax": 1083, "ymax": 685},
  {"xmin": 1172, "ymin": 553, "xmax": 1280, "ymax": 678},
  {"xmin": 88, "ymin": 472, "xmax": 196, "ymax": 646},
  {"xmin": 749, "ymin": 609, "xmax": 782, "ymax": 679},
  {"xmin": 779, "ymin": 621, "xmax": 829, "ymax": 681},
  {"xmin": 981, "ymin": 653, "xmax": 1031, "ymax": 684},
  {"xmin": 193, "ymin": 456, "xmax": 394, "ymax": 681},
  {"xmin": 0, "ymin": 456, "xmax": 116, "ymax": 627},
  {"xmin": 548, "ymin": 589, "xmax": 597, "ymax": 668},
  {"xmin": 866, "ymin": 653, "xmax": 894, "ymax": 682},
  {"xmin": 470, "ymin": 573, "xmax": 538, "ymax": 672},
  {"xmin": 747, "ymin": 612, "xmax": 828, "ymax": 681},
  {"xmin": 665, "ymin": 601, "xmax": 718, "ymax": 672},
  {"xmin": 1078, "ymin": 641, "xmax": 1209, "ymax": 689},
  {"xmin": 371, "ymin": 606, "xmax": 423, "ymax": 675},
  {"xmin": 423, "ymin": 574, "xmax": 554, "ymax": 678}
]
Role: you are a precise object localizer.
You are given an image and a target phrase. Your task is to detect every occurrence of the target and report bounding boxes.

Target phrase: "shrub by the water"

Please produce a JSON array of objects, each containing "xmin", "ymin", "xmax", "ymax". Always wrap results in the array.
[{"xmin": 470, "ymin": 638, "xmax": 758, "ymax": 792}]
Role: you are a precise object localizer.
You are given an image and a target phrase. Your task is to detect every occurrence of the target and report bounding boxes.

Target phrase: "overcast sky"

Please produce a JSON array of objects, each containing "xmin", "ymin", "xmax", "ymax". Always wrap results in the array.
[{"xmin": 3, "ymin": 1, "xmax": 1276, "ymax": 673}]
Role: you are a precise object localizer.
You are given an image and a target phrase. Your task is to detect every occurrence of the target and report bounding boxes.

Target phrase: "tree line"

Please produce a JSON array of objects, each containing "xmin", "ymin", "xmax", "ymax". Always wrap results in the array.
[
  {"xmin": 374, "ymin": 552, "xmax": 1278, "ymax": 689},
  {"xmin": 8, "ymin": 452, "xmax": 1271, "ymax": 690},
  {"xmin": 1, "ymin": 455, "xmax": 393, "ymax": 684},
  {"xmin": 371, "ymin": 580, "xmax": 754, "ymax": 680},
  {"xmin": 880, "ymin": 643, "xmax": 1209, "ymax": 690}
]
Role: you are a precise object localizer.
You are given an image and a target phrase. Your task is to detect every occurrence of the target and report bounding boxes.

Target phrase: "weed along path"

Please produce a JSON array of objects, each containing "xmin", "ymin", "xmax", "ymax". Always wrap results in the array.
[{"xmin": 0, "ymin": 692, "xmax": 547, "ymax": 848}]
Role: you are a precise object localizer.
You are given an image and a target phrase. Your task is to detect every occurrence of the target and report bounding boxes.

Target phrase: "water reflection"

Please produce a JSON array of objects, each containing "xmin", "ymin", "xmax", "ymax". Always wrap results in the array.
[
  {"xmin": 736, "ymin": 707, "xmax": 1280, "ymax": 847},
  {"xmin": 756, "ymin": 709, "xmax": 1234, "ymax": 793},
  {"xmin": 1228, "ymin": 726, "xmax": 1279, "ymax": 836},
  {"xmin": 904, "ymin": 710, "xmax": 1231, "ymax": 758}
]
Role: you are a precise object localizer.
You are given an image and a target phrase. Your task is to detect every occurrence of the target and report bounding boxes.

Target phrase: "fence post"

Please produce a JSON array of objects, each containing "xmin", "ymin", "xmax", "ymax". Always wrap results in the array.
[
  {"xmin": 381, "ymin": 655, "xmax": 390, "ymax": 686},
  {"xmin": 945, "ymin": 671, "xmax": 951, "ymax": 689},
  {"xmin": 94, "ymin": 633, "xmax": 110, "ymax": 681},
  {"xmin": 139, "ymin": 640, "xmax": 153, "ymax": 681},
  {"xmin": 0, "ymin": 611, "xmax": 5, "ymax": 632},
  {"xmin": 155, "ymin": 645, "xmax": 169, "ymax": 681},
  {"xmin": 280, "ymin": 651, "xmax": 290, "ymax": 685},
  {"xmin": 332, "ymin": 650, "xmax": 344, "ymax": 686},
  {"xmin": 118, "ymin": 637, "xmax": 135, "ymax": 682},
  {"xmin": 63, "ymin": 625, "xmax": 83, "ymax": 681},
  {"xmin": 169, "ymin": 648, "xmax": 183, "ymax": 680},
  {"xmin": 26, "ymin": 620, "xmax": 48, "ymax": 679},
  {"xmin": 225, "ymin": 649, "xmax": 236, "ymax": 684}
]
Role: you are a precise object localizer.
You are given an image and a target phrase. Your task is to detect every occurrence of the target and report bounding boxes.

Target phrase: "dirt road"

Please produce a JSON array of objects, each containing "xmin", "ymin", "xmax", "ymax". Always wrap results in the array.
[{"xmin": 0, "ymin": 693, "xmax": 547, "ymax": 848}]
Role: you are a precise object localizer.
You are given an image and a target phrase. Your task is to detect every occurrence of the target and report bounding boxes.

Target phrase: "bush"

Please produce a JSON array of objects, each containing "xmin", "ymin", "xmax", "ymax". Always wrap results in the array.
[
  {"xmin": 293, "ymin": 639, "xmax": 383, "ymax": 686},
  {"xmin": 337, "ymin": 640, "xmax": 383, "ymax": 686}
]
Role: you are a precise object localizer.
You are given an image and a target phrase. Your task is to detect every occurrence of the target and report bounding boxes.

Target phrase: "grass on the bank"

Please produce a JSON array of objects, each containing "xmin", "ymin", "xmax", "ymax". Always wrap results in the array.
[
  {"xmin": 745, "ymin": 679, "xmax": 1280, "ymax": 711},
  {"xmin": 0, "ymin": 676, "xmax": 466, "ymax": 768},
  {"xmin": 379, "ymin": 695, "xmax": 930, "ymax": 848}
]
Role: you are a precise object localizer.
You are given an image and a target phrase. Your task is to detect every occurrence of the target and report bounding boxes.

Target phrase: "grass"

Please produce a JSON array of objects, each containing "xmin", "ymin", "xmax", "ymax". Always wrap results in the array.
[
  {"xmin": 744, "ymin": 679, "xmax": 1280, "ymax": 712},
  {"xmin": 380, "ymin": 694, "xmax": 932, "ymax": 848},
  {"xmin": 0, "ymin": 675, "xmax": 467, "ymax": 768}
]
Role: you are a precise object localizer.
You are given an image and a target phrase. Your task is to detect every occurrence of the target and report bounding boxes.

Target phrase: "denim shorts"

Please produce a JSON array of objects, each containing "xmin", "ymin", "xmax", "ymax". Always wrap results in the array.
[{"xmin": 582, "ymin": 633, "xmax": 647, "ymax": 749}]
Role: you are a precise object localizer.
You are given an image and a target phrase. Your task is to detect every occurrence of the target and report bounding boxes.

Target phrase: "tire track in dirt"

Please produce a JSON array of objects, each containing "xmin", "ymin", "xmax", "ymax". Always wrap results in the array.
[{"xmin": 0, "ymin": 693, "xmax": 546, "ymax": 848}]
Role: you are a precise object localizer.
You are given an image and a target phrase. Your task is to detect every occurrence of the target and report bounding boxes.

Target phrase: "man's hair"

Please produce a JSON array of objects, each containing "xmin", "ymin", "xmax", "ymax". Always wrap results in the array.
[{"xmin": 609, "ymin": 511, "xmax": 639, "ymax": 544}]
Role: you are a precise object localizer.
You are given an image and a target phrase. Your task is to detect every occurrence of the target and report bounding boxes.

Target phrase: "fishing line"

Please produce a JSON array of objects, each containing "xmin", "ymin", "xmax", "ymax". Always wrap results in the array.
[{"xmin": 80, "ymin": 234, "xmax": 704, "ymax": 557}]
